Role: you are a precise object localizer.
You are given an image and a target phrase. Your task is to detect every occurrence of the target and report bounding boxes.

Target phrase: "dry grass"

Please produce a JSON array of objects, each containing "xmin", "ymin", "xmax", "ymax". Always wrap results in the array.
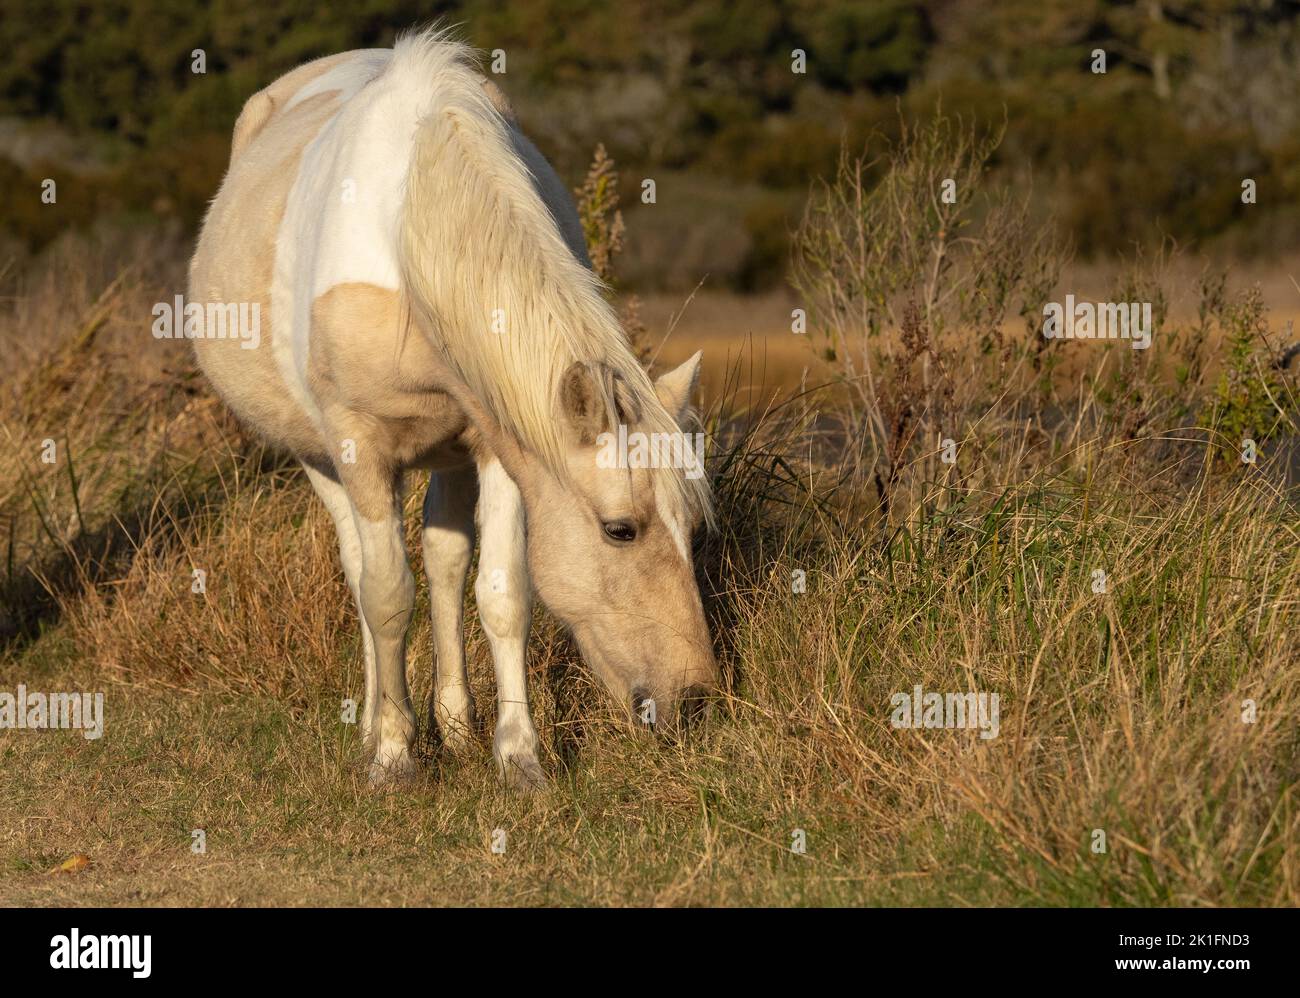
[{"xmin": 1, "ymin": 221, "xmax": 1297, "ymax": 906}]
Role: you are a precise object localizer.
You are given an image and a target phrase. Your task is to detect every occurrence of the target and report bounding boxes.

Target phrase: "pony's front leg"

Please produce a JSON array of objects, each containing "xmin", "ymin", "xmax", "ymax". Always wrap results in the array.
[
  {"xmin": 421, "ymin": 465, "xmax": 478, "ymax": 752},
  {"xmin": 342, "ymin": 464, "xmax": 417, "ymax": 784},
  {"xmin": 475, "ymin": 458, "xmax": 547, "ymax": 790},
  {"xmin": 303, "ymin": 463, "xmax": 379, "ymax": 750}
]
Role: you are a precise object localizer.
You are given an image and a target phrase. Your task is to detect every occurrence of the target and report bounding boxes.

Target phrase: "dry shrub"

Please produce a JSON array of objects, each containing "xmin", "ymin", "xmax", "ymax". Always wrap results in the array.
[
  {"xmin": 64, "ymin": 473, "xmax": 353, "ymax": 699},
  {"xmin": 0, "ymin": 226, "xmax": 223, "ymax": 642},
  {"xmin": 573, "ymin": 143, "xmax": 624, "ymax": 285},
  {"xmin": 696, "ymin": 107, "xmax": 1300, "ymax": 903},
  {"xmin": 792, "ymin": 112, "xmax": 1068, "ymax": 519},
  {"xmin": 575, "ymin": 143, "xmax": 657, "ymax": 364}
]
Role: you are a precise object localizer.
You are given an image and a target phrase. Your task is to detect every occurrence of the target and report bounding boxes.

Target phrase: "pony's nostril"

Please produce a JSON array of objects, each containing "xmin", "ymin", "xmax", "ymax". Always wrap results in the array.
[{"xmin": 678, "ymin": 684, "xmax": 713, "ymax": 730}]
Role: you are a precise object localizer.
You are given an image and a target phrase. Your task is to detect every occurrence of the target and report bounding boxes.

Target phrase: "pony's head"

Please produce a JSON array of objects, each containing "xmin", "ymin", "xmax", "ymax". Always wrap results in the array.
[{"xmin": 505, "ymin": 351, "xmax": 718, "ymax": 732}]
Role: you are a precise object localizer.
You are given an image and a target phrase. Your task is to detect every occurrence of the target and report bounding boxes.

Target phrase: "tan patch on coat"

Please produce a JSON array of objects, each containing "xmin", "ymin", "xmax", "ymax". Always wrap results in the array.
[
  {"xmin": 230, "ymin": 51, "xmax": 359, "ymax": 162},
  {"xmin": 308, "ymin": 282, "xmax": 472, "ymax": 518}
]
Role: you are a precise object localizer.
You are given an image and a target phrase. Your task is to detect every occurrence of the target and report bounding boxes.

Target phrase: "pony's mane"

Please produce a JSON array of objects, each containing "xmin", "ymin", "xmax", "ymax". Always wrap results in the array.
[{"xmin": 392, "ymin": 27, "xmax": 712, "ymax": 526}]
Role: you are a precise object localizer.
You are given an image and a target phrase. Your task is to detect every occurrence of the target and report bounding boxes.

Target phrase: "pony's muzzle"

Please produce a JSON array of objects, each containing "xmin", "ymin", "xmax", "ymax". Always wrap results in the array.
[{"xmin": 630, "ymin": 683, "xmax": 716, "ymax": 737}]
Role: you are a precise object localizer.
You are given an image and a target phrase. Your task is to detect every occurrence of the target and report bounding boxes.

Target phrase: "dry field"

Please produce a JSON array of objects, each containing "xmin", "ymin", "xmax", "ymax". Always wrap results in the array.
[{"xmin": 0, "ymin": 218, "xmax": 1296, "ymax": 906}]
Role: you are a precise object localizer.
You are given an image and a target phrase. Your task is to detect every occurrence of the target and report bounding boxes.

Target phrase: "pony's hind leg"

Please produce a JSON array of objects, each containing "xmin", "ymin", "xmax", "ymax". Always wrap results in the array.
[
  {"xmin": 421, "ymin": 464, "xmax": 479, "ymax": 752},
  {"xmin": 303, "ymin": 462, "xmax": 379, "ymax": 751},
  {"xmin": 475, "ymin": 457, "xmax": 547, "ymax": 790}
]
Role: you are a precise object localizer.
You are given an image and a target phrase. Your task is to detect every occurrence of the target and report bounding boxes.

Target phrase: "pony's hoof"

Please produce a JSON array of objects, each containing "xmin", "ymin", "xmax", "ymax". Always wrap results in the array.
[
  {"xmin": 368, "ymin": 745, "xmax": 419, "ymax": 788},
  {"xmin": 498, "ymin": 754, "xmax": 549, "ymax": 793}
]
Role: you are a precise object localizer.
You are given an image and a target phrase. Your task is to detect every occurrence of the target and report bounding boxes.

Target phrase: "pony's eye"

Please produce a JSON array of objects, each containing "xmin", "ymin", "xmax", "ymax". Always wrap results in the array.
[{"xmin": 602, "ymin": 521, "xmax": 637, "ymax": 543}]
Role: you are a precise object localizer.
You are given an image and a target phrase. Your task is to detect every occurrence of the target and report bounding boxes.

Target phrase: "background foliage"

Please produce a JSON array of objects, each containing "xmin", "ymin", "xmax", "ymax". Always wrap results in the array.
[{"xmin": 1, "ymin": 0, "xmax": 1299, "ymax": 288}]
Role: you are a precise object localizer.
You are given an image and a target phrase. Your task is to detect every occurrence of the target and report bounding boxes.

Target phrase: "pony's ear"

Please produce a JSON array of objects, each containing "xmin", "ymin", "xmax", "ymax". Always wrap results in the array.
[
  {"xmin": 654, "ymin": 350, "xmax": 702, "ymax": 424},
  {"xmin": 559, "ymin": 362, "xmax": 604, "ymax": 443},
  {"xmin": 558, "ymin": 362, "xmax": 640, "ymax": 443}
]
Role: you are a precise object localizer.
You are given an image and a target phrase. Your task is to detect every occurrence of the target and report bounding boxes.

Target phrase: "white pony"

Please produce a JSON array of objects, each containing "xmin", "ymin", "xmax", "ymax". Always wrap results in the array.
[{"xmin": 188, "ymin": 29, "xmax": 718, "ymax": 787}]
